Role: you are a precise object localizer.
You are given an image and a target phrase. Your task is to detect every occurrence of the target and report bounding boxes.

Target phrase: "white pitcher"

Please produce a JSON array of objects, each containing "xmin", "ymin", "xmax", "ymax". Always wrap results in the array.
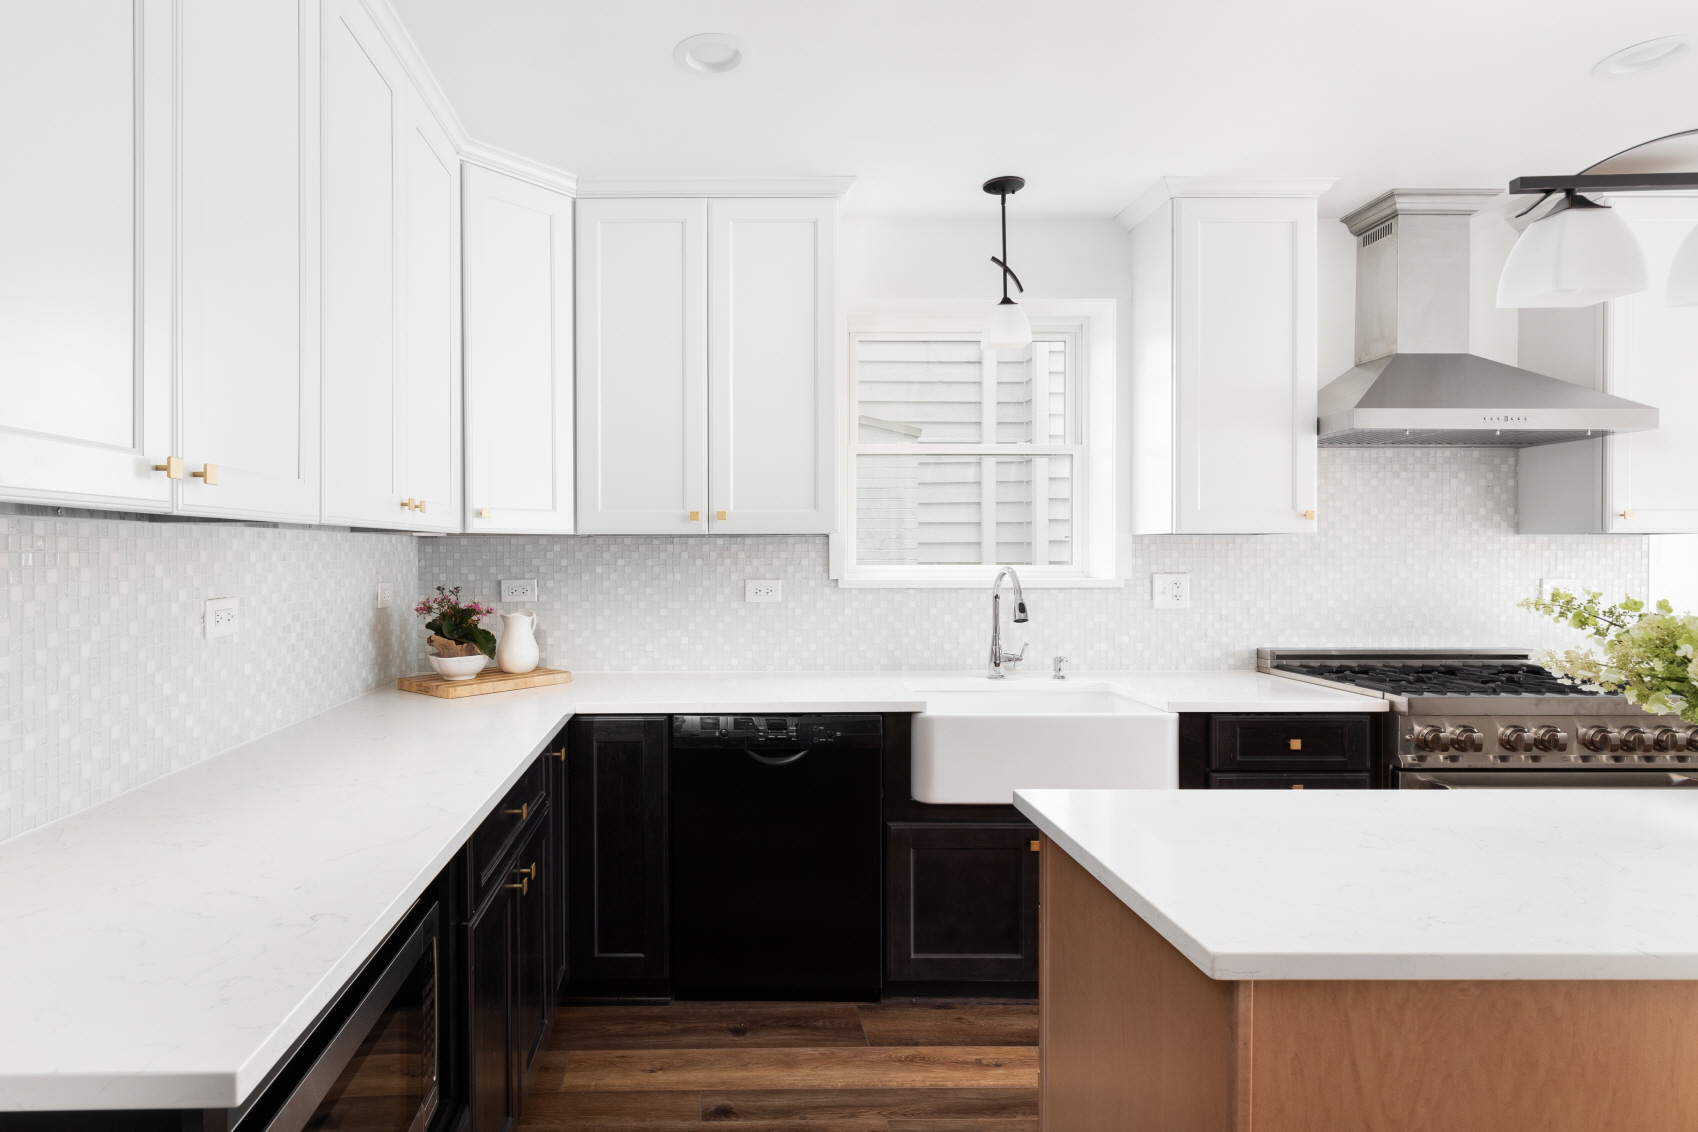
[{"xmin": 496, "ymin": 610, "xmax": 540, "ymax": 674}]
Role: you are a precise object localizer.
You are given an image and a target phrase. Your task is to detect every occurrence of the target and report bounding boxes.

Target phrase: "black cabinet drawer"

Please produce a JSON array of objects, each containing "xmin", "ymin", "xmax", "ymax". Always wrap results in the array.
[
  {"xmin": 1209, "ymin": 772, "xmax": 1372, "ymax": 790},
  {"xmin": 473, "ymin": 757, "xmax": 548, "ymax": 896},
  {"xmin": 1209, "ymin": 714, "xmax": 1371, "ymax": 772}
]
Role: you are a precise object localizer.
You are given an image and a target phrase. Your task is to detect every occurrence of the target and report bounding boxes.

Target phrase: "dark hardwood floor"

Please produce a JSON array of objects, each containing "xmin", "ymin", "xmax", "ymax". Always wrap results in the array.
[{"xmin": 521, "ymin": 1002, "xmax": 1040, "ymax": 1131}]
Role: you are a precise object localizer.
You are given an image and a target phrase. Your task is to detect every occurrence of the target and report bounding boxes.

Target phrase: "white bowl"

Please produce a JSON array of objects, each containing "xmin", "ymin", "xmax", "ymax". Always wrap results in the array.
[{"xmin": 429, "ymin": 653, "xmax": 489, "ymax": 681}]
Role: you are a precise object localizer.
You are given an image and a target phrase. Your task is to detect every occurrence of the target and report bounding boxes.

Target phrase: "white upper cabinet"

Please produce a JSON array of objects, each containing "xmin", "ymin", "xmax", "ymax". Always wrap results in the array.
[
  {"xmin": 321, "ymin": 0, "xmax": 460, "ymax": 531},
  {"xmin": 575, "ymin": 190, "xmax": 840, "ymax": 535},
  {"xmin": 1518, "ymin": 196, "xmax": 1698, "ymax": 535},
  {"xmin": 463, "ymin": 168, "xmax": 577, "ymax": 533},
  {"xmin": 174, "ymin": 0, "xmax": 320, "ymax": 522},
  {"xmin": 0, "ymin": 2, "xmax": 173, "ymax": 510},
  {"xmin": 576, "ymin": 197, "xmax": 709, "ymax": 534},
  {"xmin": 1126, "ymin": 180, "xmax": 1329, "ymax": 535},
  {"xmin": 707, "ymin": 198, "xmax": 837, "ymax": 534}
]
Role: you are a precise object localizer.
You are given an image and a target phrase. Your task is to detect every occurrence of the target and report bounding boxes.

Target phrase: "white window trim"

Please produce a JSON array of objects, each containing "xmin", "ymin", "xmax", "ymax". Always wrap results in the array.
[{"xmin": 830, "ymin": 299, "xmax": 1120, "ymax": 588}]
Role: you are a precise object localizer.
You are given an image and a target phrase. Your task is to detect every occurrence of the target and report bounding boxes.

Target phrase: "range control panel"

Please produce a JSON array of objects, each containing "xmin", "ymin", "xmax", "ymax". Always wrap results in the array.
[{"xmin": 1397, "ymin": 714, "xmax": 1698, "ymax": 769}]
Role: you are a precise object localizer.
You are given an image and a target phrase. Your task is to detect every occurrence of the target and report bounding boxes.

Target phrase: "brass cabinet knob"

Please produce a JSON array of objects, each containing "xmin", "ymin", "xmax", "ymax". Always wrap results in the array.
[
  {"xmin": 689, "ymin": 510, "xmax": 700, "ymax": 521},
  {"xmin": 502, "ymin": 802, "xmax": 529, "ymax": 820},
  {"xmin": 504, "ymin": 876, "xmax": 530, "ymax": 896},
  {"xmin": 478, "ymin": 508, "xmax": 492, "ymax": 518},
  {"xmin": 716, "ymin": 510, "xmax": 727, "ymax": 520},
  {"xmin": 1288, "ymin": 739, "xmax": 1302, "ymax": 750},
  {"xmin": 191, "ymin": 463, "xmax": 219, "ymax": 486},
  {"xmin": 516, "ymin": 862, "xmax": 537, "ymax": 880},
  {"xmin": 1301, "ymin": 510, "xmax": 1316, "ymax": 520},
  {"xmin": 1619, "ymin": 510, "xmax": 1635, "ymax": 519},
  {"xmin": 152, "ymin": 456, "xmax": 185, "ymax": 480},
  {"xmin": 417, "ymin": 498, "xmax": 427, "ymax": 513}
]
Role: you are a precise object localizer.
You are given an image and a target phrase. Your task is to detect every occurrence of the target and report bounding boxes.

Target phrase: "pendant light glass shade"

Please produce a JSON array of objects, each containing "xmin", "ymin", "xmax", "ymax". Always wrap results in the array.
[
  {"xmin": 1496, "ymin": 200, "xmax": 1649, "ymax": 308},
  {"xmin": 983, "ymin": 297, "xmax": 1032, "ymax": 350},
  {"xmin": 1665, "ymin": 223, "xmax": 1698, "ymax": 306}
]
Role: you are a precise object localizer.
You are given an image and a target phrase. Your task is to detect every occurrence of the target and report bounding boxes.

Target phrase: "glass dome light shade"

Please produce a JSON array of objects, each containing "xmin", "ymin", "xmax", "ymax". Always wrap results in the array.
[
  {"xmin": 982, "ymin": 297, "xmax": 1032, "ymax": 350},
  {"xmin": 1665, "ymin": 223, "xmax": 1698, "ymax": 306},
  {"xmin": 1496, "ymin": 202, "xmax": 1649, "ymax": 308}
]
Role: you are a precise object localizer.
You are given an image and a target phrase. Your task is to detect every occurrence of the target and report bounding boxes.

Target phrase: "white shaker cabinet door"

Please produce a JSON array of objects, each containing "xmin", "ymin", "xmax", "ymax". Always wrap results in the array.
[
  {"xmin": 463, "ymin": 167, "xmax": 575, "ymax": 533},
  {"xmin": 576, "ymin": 197, "xmax": 708, "ymax": 534},
  {"xmin": 706, "ymin": 198, "xmax": 837, "ymax": 534},
  {"xmin": 1170, "ymin": 196, "xmax": 1318, "ymax": 534},
  {"xmin": 1605, "ymin": 200, "xmax": 1698, "ymax": 534},
  {"xmin": 174, "ymin": 0, "xmax": 320, "ymax": 521},
  {"xmin": 321, "ymin": 0, "xmax": 402, "ymax": 528},
  {"xmin": 399, "ymin": 92, "xmax": 461, "ymax": 533},
  {"xmin": 0, "ymin": 2, "xmax": 174, "ymax": 511}
]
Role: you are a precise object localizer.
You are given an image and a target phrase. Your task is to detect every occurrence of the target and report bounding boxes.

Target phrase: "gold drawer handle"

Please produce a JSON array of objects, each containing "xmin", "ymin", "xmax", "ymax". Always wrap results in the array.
[
  {"xmin": 502, "ymin": 802, "xmax": 529, "ymax": 821},
  {"xmin": 1620, "ymin": 510, "xmax": 1635, "ymax": 519},
  {"xmin": 716, "ymin": 510, "xmax": 727, "ymax": 520},
  {"xmin": 516, "ymin": 862, "xmax": 537, "ymax": 880},
  {"xmin": 1289, "ymin": 739, "xmax": 1302, "ymax": 750},
  {"xmin": 504, "ymin": 876, "xmax": 530, "ymax": 896},
  {"xmin": 1029, "ymin": 840, "xmax": 1040, "ymax": 852},
  {"xmin": 1291, "ymin": 784, "xmax": 1305, "ymax": 790},
  {"xmin": 1301, "ymin": 510, "xmax": 1316, "ymax": 520},
  {"xmin": 478, "ymin": 508, "xmax": 492, "ymax": 518},
  {"xmin": 551, "ymin": 747, "xmax": 567, "ymax": 761},
  {"xmin": 689, "ymin": 510, "xmax": 700, "ymax": 521},
  {"xmin": 191, "ymin": 463, "xmax": 219, "ymax": 486},
  {"xmin": 152, "ymin": 456, "xmax": 185, "ymax": 480}
]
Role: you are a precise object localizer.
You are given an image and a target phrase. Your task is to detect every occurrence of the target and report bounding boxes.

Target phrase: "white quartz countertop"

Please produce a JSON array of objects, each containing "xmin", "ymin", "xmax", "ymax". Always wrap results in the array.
[
  {"xmin": 0, "ymin": 668, "xmax": 1378, "ymax": 1112},
  {"xmin": 1015, "ymin": 788, "xmax": 1698, "ymax": 982}
]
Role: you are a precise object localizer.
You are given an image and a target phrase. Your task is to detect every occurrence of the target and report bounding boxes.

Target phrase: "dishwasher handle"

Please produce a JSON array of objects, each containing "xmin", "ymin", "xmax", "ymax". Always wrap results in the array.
[{"xmin": 746, "ymin": 748, "xmax": 810, "ymax": 766}]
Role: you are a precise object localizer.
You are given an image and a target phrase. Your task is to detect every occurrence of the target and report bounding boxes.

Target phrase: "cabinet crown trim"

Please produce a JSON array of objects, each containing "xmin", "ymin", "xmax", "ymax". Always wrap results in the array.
[
  {"xmin": 1115, "ymin": 176, "xmax": 1339, "ymax": 231},
  {"xmin": 575, "ymin": 175, "xmax": 856, "ymax": 198}
]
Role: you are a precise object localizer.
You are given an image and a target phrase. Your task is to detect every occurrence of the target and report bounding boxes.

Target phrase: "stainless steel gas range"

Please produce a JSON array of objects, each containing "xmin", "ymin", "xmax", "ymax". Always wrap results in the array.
[{"xmin": 1259, "ymin": 648, "xmax": 1698, "ymax": 789}]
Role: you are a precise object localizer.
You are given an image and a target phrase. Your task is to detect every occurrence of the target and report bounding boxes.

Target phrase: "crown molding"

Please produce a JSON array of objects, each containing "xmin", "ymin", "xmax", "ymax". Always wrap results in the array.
[
  {"xmin": 1114, "ymin": 176, "xmax": 1340, "ymax": 231},
  {"xmin": 361, "ymin": 0, "xmax": 469, "ymax": 150},
  {"xmin": 459, "ymin": 140, "xmax": 580, "ymax": 197},
  {"xmin": 1339, "ymin": 188, "xmax": 1503, "ymax": 235},
  {"xmin": 575, "ymin": 176, "xmax": 857, "ymax": 199}
]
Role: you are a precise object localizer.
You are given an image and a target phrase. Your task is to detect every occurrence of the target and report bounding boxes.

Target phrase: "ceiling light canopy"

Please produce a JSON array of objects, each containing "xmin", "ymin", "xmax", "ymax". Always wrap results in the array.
[
  {"xmin": 1498, "ymin": 130, "xmax": 1698, "ymax": 308},
  {"xmin": 1592, "ymin": 35, "xmax": 1696, "ymax": 79},
  {"xmin": 673, "ymin": 33, "xmax": 743, "ymax": 74},
  {"xmin": 981, "ymin": 176, "xmax": 1031, "ymax": 351}
]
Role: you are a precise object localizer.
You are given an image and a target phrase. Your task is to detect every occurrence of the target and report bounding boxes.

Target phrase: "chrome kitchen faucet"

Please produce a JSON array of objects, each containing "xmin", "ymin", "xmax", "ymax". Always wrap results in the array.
[{"xmin": 988, "ymin": 567, "xmax": 1029, "ymax": 679}]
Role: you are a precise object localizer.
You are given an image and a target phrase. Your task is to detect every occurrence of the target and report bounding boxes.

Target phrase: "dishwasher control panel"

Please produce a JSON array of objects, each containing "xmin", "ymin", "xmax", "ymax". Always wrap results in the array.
[{"xmin": 671, "ymin": 714, "xmax": 883, "ymax": 747}]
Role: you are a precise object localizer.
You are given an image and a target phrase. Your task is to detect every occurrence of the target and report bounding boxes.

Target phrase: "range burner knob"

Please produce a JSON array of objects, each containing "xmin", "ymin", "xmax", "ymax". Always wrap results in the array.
[
  {"xmin": 1413, "ymin": 725, "xmax": 1450, "ymax": 752},
  {"xmin": 1448, "ymin": 725, "xmax": 1485, "ymax": 753},
  {"xmin": 1533, "ymin": 725, "xmax": 1570, "ymax": 752},
  {"xmin": 1498, "ymin": 725, "xmax": 1535, "ymax": 753},
  {"xmin": 1655, "ymin": 727, "xmax": 1687, "ymax": 752},
  {"xmin": 1581, "ymin": 726, "xmax": 1622, "ymax": 753},
  {"xmin": 1687, "ymin": 727, "xmax": 1698, "ymax": 751},
  {"xmin": 1621, "ymin": 726, "xmax": 1655, "ymax": 753}
]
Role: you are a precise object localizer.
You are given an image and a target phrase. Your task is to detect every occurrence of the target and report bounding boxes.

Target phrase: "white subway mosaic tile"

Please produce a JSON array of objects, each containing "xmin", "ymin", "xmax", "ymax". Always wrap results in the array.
[
  {"xmin": 420, "ymin": 450, "xmax": 1647, "ymax": 677},
  {"xmin": 1, "ymin": 512, "xmax": 418, "ymax": 843}
]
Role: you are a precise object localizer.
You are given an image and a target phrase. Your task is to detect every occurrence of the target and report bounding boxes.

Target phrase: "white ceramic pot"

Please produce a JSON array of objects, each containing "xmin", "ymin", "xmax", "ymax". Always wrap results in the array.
[
  {"xmin": 429, "ymin": 653, "xmax": 489, "ymax": 681},
  {"xmin": 497, "ymin": 610, "xmax": 540, "ymax": 674}
]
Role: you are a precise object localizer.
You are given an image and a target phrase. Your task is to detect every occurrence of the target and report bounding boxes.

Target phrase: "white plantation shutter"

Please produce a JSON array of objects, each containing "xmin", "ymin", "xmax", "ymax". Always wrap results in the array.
[{"xmin": 851, "ymin": 335, "xmax": 1079, "ymax": 568}]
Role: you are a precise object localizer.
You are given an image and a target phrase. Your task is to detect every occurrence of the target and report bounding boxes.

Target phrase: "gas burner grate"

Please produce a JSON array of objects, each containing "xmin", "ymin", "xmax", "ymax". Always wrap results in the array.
[{"xmin": 1273, "ymin": 661, "xmax": 1601, "ymax": 698}]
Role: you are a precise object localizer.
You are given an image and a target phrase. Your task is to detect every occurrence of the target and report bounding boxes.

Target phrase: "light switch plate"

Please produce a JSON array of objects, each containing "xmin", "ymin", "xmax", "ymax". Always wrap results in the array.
[
  {"xmin": 500, "ymin": 579, "xmax": 538, "ymax": 602},
  {"xmin": 746, "ymin": 579, "xmax": 783, "ymax": 602},
  {"xmin": 1541, "ymin": 578, "xmax": 1582, "ymax": 599},
  {"xmin": 376, "ymin": 581, "xmax": 393, "ymax": 609},
  {"xmin": 205, "ymin": 596, "xmax": 239, "ymax": 639},
  {"xmin": 1152, "ymin": 573, "xmax": 1191, "ymax": 609}
]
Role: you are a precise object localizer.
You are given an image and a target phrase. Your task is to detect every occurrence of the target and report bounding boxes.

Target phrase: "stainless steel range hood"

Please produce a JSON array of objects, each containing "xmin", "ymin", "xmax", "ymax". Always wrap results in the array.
[{"xmin": 1318, "ymin": 189, "xmax": 1658, "ymax": 447}]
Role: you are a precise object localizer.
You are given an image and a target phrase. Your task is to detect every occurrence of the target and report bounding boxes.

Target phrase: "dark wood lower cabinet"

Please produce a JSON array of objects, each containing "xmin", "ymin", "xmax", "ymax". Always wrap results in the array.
[
  {"xmin": 886, "ymin": 822, "xmax": 1040, "ymax": 985},
  {"xmin": 565, "ymin": 715, "xmax": 668, "ymax": 997},
  {"xmin": 1181, "ymin": 712, "xmax": 1379, "ymax": 789}
]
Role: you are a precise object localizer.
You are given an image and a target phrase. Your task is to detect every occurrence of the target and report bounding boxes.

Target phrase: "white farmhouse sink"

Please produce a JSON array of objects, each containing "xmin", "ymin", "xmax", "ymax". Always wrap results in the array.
[{"xmin": 909, "ymin": 680, "xmax": 1178, "ymax": 804}]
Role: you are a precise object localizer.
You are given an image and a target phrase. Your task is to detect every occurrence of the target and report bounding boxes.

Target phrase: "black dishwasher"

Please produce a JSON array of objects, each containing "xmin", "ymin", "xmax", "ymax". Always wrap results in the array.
[{"xmin": 668, "ymin": 714, "xmax": 883, "ymax": 1001}]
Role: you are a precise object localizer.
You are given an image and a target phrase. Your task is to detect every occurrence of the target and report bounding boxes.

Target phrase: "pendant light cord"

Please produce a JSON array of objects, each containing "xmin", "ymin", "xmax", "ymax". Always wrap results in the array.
[{"xmin": 1001, "ymin": 191, "xmax": 1010, "ymax": 301}]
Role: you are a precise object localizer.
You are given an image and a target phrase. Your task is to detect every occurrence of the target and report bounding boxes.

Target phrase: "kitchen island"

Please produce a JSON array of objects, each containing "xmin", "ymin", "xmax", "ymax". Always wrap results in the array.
[{"xmin": 1014, "ymin": 788, "xmax": 1698, "ymax": 1132}]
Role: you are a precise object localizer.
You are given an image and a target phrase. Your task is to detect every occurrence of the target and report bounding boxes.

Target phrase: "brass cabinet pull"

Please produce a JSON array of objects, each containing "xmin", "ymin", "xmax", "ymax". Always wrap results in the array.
[
  {"xmin": 689, "ymin": 510, "xmax": 700, "ymax": 521},
  {"xmin": 551, "ymin": 748, "xmax": 567, "ymax": 761},
  {"xmin": 403, "ymin": 498, "xmax": 417, "ymax": 511},
  {"xmin": 478, "ymin": 508, "xmax": 492, "ymax": 518},
  {"xmin": 1620, "ymin": 510, "xmax": 1635, "ymax": 519},
  {"xmin": 191, "ymin": 463, "xmax": 219, "ymax": 486},
  {"xmin": 1029, "ymin": 840, "xmax": 1041, "ymax": 852},
  {"xmin": 504, "ymin": 876, "xmax": 530, "ymax": 896},
  {"xmin": 516, "ymin": 862, "xmax": 537, "ymax": 880},
  {"xmin": 152, "ymin": 456, "xmax": 185, "ymax": 480},
  {"xmin": 502, "ymin": 802, "xmax": 529, "ymax": 821},
  {"xmin": 1291, "ymin": 784, "xmax": 1305, "ymax": 789},
  {"xmin": 716, "ymin": 510, "xmax": 727, "ymax": 520},
  {"xmin": 1288, "ymin": 739, "xmax": 1302, "ymax": 750},
  {"xmin": 1301, "ymin": 510, "xmax": 1316, "ymax": 520}
]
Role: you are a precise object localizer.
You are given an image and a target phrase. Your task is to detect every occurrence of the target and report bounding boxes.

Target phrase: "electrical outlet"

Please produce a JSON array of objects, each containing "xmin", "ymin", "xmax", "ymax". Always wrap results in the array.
[
  {"xmin": 376, "ymin": 581, "xmax": 393, "ymax": 609},
  {"xmin": 205, "ymin": 596, "xmax": 239, "ymax": 639},
  {"xmin": 500, "ymin": 579, "xmax": 538, "ymax": 602},
  {"xmin": 1542, "ymin": 578, "xmax": 1582, "ymax": 599},
  {"xmin": 1152, "ymin": 573, "xmax": 1191, "ymax": 609},
  {"xmin": 745, "ymin": 579, "xmax": 783, "ymax": 603}
]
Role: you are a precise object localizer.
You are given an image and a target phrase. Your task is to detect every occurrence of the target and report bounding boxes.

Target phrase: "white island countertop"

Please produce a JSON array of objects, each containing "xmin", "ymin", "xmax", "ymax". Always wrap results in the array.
[
  {"xmin": 1015, "ymin": 787, "xmax": 1698, "ymax": 982},
  {"xmin": 0, "ymin": 669, "xmax": 1378, "ymax": 1112}
]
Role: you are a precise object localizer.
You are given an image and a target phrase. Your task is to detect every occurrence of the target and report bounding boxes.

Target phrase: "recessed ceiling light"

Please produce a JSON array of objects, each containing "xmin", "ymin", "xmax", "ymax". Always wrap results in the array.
[
  {"xmin": 673, "ymin": 33, "xmax": 744, "ymax": 75},
  {"xmin": 1592, "ymin": 34, "xmax": 1695, "ymax": 79}
]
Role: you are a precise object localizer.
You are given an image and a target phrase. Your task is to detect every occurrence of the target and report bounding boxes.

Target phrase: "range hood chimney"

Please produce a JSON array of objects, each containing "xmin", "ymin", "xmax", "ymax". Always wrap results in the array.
[{"xmin": 1318, "ymin": 189, "xmax": 1658, "ymax": 447}]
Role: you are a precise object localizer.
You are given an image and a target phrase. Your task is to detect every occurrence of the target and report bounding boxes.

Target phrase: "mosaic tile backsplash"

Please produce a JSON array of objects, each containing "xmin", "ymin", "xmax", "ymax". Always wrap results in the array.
[
  {"xmin": 420, "ymin": 449, "xmax": 1647, "ymax": 674},
  {"xmin": 2, "ymin": 510, "xmax": 418, "ymax": 842}
]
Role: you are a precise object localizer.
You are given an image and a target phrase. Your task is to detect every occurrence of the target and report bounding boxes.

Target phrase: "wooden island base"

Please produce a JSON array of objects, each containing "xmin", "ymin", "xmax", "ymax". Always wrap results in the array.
[{"xmin": 1039, "ymin": 838, "xmax": 1698, "ymax": 1132}]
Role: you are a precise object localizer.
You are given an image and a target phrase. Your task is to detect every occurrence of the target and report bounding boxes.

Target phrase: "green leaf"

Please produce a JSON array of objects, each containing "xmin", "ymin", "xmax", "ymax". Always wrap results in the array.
[{"xmin": 467, "ymin": 625, "xmax": 498, "ymax": 659}]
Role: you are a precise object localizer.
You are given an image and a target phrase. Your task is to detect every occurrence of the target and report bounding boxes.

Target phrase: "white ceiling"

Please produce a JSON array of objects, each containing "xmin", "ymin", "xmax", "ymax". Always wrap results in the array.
[{"xmin": 389, "ymin": 0, "xmax": 1698, "ymax": 219}]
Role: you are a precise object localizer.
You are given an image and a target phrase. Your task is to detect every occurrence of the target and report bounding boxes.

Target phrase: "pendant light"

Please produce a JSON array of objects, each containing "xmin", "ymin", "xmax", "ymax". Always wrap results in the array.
[
  {"xmin": 1496, "ymin": 191, "xmax": 1648, "ymax": 308},
  {"xmin": 982, "ymin": 176, "xmax": 1032, "ymax": 350},
  {"xmin": 1667, "ymin": 224, "xmax": 1698, "ymax": 306}
]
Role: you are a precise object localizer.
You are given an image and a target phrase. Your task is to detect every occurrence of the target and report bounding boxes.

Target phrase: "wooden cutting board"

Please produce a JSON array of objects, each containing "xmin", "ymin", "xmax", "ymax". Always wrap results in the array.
[{"xmin": 397, "ymin": 667, "xmax": 573, "ymax": 699}]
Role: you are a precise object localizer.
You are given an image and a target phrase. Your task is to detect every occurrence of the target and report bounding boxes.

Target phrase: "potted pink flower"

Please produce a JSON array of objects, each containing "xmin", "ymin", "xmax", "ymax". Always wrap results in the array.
[{"xmin": 415, "ymin": 586, "xmax": 497, "ymax": 681}]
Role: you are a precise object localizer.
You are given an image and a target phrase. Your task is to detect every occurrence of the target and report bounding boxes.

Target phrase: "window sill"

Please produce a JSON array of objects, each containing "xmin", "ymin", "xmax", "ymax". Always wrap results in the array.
[{"xmin": 833, "ymin": 575, "xmax": 1126, "ymax": 589}]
